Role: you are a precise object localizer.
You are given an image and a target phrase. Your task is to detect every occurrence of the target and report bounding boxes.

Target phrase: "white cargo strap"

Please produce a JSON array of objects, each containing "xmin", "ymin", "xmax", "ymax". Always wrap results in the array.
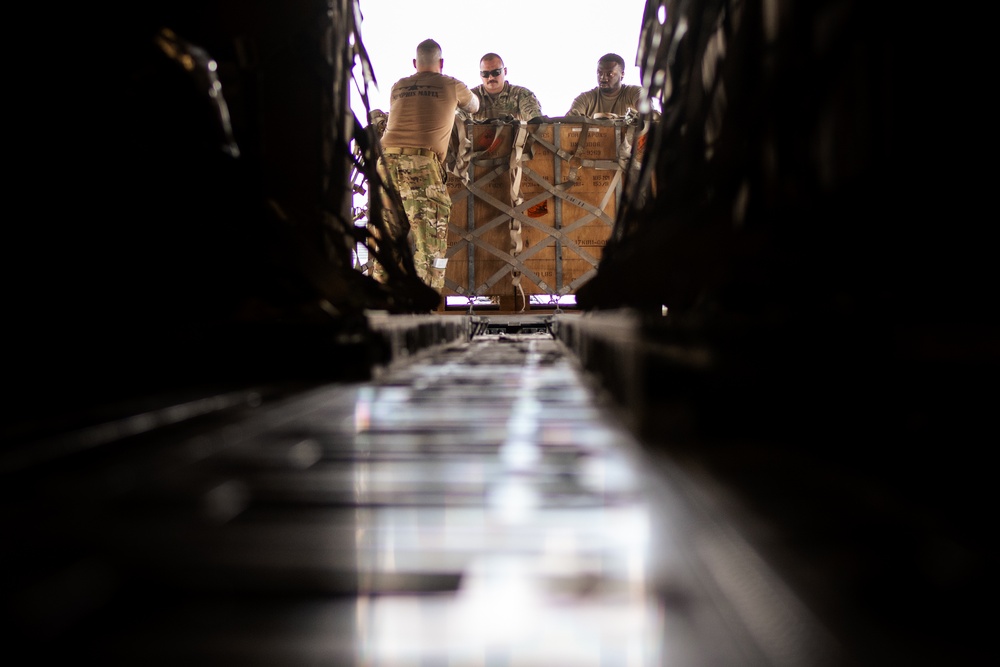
[
  {"xmin": 448, "ymin": 116, "xmax": 474, "ymax": 184},
  {"xmin": 618, "ymin": 109, "xmax": 644, "ymax": 171},
  {"xmin": 508, "ymin": 121, "xmax": 529, "ymax": 208},
  {"xmin": 507, "ymin": 122, "xmax": 530, "ymax": 305}
]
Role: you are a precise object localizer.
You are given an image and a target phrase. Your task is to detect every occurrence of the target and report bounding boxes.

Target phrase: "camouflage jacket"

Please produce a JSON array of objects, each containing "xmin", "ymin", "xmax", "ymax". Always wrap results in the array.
[{"xmin": 467, "ymin": 82, "xmax": 542, "ymax": 121}]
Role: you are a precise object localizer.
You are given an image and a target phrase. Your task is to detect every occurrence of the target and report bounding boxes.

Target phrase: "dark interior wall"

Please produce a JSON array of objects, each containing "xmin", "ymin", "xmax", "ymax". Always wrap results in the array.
[
  {"xmin": 4, "ymin": 1, "xmax": 375, "ymax": 421},
  {"xmin": 585, "ymin": 0, "xmax": 993, "ymax": 326},
  {"xmin": 570, "ymin": 2, "xmax": 995, "ymax": 662}
]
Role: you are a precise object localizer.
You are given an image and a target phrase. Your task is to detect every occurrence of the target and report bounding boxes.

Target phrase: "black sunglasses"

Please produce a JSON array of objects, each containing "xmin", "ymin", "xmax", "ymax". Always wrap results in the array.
[{"xmin": 480, "ymin": 68, "xmax": 503, "ymax": 78}]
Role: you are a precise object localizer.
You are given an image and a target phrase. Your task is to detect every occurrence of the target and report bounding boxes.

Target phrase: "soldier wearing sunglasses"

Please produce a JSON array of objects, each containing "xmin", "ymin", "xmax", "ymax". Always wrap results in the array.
[{"xmin": 466, "ymin": 53, "xmax": 543, "ymax": 121}]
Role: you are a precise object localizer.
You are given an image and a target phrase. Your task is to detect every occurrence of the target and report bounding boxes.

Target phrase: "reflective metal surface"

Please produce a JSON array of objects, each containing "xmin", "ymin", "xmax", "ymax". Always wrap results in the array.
[{"xmin": 7, "ymin": 324, "xmax": 849, "ymax": 665}]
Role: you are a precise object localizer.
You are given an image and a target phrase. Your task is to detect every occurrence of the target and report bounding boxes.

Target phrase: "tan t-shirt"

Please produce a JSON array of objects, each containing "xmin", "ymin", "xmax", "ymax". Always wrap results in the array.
[
  {"xmin": 381, "ymin": 71, "xmax": 478, "ymax": 163},
  {"xmin": 566, "ymin": 85, "xmax": 644, "ymax": 117}
]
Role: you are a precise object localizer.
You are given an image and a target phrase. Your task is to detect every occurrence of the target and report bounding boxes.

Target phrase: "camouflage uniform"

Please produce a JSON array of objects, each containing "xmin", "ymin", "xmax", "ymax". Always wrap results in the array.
[
  {"xmin": 374, "ymin": 153, "xmax": 451, "ymax": 291},
  {"xmin": 369, "ymin": 62, "xmax": 477, "ymax": 292},
  {"xmin": 468, "ymin": 82, "xmax": 542, "ymax": 121}
]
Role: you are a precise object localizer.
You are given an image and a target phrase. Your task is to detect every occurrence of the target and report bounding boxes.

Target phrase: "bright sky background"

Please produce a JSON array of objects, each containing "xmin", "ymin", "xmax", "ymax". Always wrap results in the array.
[{"xmin": 350, "ymin": 0, "xmax": 651, "ymax": 123}]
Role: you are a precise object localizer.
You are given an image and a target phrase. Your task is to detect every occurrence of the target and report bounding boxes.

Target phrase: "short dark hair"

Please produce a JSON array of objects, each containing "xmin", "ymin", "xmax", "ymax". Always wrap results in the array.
[
  {"xmin": 416, "ymin": 38, "xmax": 442, "ymax": 64},
  {"xmin": 598, "ymin": 53, "xmax": 626, "ymax": 70},
  {"xmin": 480, "ymin": 52, "xmax": 504, "ymax": 66}
]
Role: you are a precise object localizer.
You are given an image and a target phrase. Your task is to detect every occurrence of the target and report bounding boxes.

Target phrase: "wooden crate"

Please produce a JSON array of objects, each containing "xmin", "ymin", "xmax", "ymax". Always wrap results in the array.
[
  {"xmin": 444, "ymin": 122, "xmax": 516, "ymax": 298},
  {"xmin": 515, "ymin": 122, "xmax": 622, "ymax": 296},
  {"xmin": 444, "ymin": 120, "xmax": 624, "ymax": 304}
]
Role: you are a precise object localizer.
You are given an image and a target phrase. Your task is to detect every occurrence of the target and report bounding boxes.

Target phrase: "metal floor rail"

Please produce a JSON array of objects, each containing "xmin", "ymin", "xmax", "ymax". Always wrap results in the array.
[{"xmin": 2, "ymin": 314, "xmax": 932, "ymax": 666}]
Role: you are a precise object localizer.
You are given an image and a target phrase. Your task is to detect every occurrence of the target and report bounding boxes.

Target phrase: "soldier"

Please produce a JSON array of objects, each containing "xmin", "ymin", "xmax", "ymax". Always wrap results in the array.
[
  {"xmin": 467, "ymin": 53, "xmax": 543, "ymax": 121},
  {"xmin": 374, "ymin": 39, "xmax": 479, "ymax": 290},
  {"xmin": 566, "ymin": 53, "xmax": 644, "ymax": 118}
]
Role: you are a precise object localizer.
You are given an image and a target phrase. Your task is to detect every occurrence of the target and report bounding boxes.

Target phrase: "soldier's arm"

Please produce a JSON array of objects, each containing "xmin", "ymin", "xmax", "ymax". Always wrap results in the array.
[
  {"xmin": 629, "ymin": 86, "xmax": 653, "ymax": 116},
  {"xmin": 457, "ymin": 84, "xmax": 480, "ymax": 114},
  {"xmin": 566, "ymin": 91, "xmax": 588, "ymax": 116},
  {"xmin": 520, "ymin": 88, "xmax": 543, "ymax": 120}
]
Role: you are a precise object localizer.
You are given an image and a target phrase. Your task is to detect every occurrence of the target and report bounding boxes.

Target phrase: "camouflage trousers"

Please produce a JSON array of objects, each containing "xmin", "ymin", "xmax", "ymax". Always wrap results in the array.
[{"xmin": 373, "ymin": 152, "xmax": 451, "ymax": 291}]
